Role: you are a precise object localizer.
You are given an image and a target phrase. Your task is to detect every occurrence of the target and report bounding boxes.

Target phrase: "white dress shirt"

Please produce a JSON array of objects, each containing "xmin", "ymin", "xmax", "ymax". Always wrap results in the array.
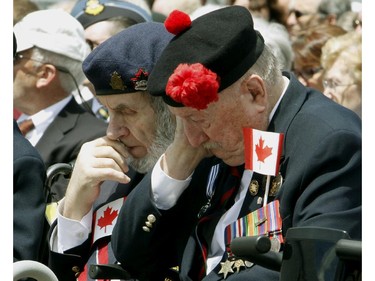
[{"xmin": 17, "ymin": 96, "xmax": 72, "ymax": 146}]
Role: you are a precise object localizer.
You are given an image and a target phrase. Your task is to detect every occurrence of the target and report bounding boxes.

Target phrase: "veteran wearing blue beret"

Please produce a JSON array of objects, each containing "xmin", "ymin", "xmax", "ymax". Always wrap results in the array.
[{"xmin": 47, "ymin": 22, "xmax": 178, "ymax": 281}]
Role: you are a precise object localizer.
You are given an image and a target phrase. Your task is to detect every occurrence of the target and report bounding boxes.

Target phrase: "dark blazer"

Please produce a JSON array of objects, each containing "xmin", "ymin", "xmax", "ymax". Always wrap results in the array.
[
  {"xmin": 48, "ymin": 169, "xmax": 144, "ymax": 281},
  {"xmin": 111, "ymin": 72, "xmax": 362, "ymax": 281},
  {"xmin": 13, "ymin": 120, "xmax": 47, "ymax": 262},
  {"xmin": 36, "ymin": 97, "xmax": 107, "ymax": 167},
  {"xmin": 36, "ymin": 98, "xmax": 107, "ymax": 200}
]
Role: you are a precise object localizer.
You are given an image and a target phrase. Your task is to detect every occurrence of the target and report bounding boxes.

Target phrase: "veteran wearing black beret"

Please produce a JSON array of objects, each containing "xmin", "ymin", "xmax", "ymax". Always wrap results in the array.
[{"xmin": 112, "ymin": 6, "xmax": 361, "ymax": 281}]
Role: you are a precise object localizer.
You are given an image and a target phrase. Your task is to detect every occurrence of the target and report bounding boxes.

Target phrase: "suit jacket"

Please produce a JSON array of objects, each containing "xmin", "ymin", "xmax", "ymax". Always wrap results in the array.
[
  {"xmin": 48, "ymin": 169, "xmax": 144, "ymax": 281},
  {"xmin": 111, "ymin": 72, "xmax": 362, "ymax": 281},
  {"xmin": 13, "ymin": 120, "xmax": 47, "ymax": 262},
  {"xmin": 36, "ymin": 98, "xmax": 107, "ymax": 200}
]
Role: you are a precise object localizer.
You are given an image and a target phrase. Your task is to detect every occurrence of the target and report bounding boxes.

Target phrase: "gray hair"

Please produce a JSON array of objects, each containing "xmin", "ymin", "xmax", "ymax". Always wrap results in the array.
[
  {"xmin": 31, "ymin": 47, "xmax": 86, "ymax": 93},
  {"xmin": 127, "ymin": 92, "xmax": 176, "ymax": 173},
  {"xmin": 249, "ymin": 44, "xmax": 284, "ymax": 91}
]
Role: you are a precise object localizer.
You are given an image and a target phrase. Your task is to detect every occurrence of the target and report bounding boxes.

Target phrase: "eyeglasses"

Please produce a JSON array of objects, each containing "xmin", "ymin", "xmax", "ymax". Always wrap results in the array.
[
  {"xmin": 323, "ymin": 80, "xmax": 354, "ymax": 91},
  {"xmin": 14, "ymin": 53, "xmax": 46, "ymax": 65},
  {"xmin": 14, "ymin": 53, "xmax": 71, "ymax": 74}
]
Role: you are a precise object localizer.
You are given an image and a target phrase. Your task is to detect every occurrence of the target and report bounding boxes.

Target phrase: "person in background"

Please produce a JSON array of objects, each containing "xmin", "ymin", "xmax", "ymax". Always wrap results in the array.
[
  {"xmin": 70, "ymin": 0, "xmax": 152, "ymax": 121},
  {"xmin": 321, "ymin": 31, "xmax": 362, "ymax": 118},
  {"xmin": 13, "ymin": 9, "xmax": 107, "ymax": 204},
  {"xmin": 111, "ymin": 6, "xmax": 361, "ymax": 280},
  {"xmin": 317, "ymin": 0, "xmax": 351, "ymax": 25},
  {"xmin": 13, "ymin": 0, "xmax": 40, "ymax": 120},
  {"xmin": 228, "ymin": 0, "xmax": 289, "ymax": 26},
  {"xmin": 13, "ymin": 0, "xmax": 39, "ymax": 25},
  {"xmin": 47, "ymin": 22, "xmax": 177, "ymax": 281},
  {"xmin": 286, "ymin": 0, "xmax": 323, "ymax": 40},
  {"xmin": 13, "ymin": 32, "xmax": 47, "ymax": 264},
  {"xmin": 152, "ymin": 0, "xmax": 205, "ymax": 18},
  {"xmin": 292, "ymin": 23, "xmax": 346, "ymax": 92}
]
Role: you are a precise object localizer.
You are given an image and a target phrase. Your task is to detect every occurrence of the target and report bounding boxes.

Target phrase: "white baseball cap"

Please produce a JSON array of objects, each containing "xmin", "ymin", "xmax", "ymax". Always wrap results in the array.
[{"xmin": 13, "ymin": 9, "xmax": 90, "ymax": 62}]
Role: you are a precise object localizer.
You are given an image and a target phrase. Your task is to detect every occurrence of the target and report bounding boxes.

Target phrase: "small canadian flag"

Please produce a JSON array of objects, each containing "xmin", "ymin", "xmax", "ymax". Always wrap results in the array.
[{"xmin": 243, "ymin": 128, "xmax": 284, "ymax": 176}]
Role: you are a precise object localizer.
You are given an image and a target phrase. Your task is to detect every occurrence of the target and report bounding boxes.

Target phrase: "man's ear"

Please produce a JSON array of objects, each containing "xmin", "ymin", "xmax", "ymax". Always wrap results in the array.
[
  {"xmin": 36, "ymin": 64, "xmax": 57, "ymax": 88},
  {"xmin": 243, "ymin": 74, "xmax": 266, "ymax": 101}
]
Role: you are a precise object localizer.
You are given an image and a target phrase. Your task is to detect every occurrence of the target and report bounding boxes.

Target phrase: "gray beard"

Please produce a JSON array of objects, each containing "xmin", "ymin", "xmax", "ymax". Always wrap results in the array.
[{"xmin": 126, "ymin": 126, "xmax": 174, "ymax": 174}]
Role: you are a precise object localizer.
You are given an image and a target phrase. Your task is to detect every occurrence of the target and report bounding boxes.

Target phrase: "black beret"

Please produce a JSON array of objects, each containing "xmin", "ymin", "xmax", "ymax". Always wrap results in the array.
[
  {"xmin": 71, "ymin": 0, "xmax": 151, "ymax": 29},
  {"xmin": 82, "ymin": 22, "xmax": 173, "ymax": 95},
  {"xmin": 148, "ymin": 6, "xmax": 265, "ymax": 108}
]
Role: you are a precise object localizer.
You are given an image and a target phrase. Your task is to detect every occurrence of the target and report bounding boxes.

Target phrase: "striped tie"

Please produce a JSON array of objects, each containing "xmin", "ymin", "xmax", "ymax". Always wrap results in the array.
[{"xmin": 18, "ymin": 119, "xmax": 34, "ymax": 136}]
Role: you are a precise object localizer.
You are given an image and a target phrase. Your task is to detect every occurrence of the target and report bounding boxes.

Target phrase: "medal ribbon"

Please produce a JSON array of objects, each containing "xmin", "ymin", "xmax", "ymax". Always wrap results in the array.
[{"xmin": 224, "ymin": 200, "xmax": 284, "ymax": 249}]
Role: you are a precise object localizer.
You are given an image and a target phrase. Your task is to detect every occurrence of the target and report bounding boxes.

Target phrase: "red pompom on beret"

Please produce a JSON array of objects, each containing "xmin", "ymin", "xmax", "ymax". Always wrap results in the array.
[{"xmin": 164, "ymin": 10, "xmax": 192, "ymax": 35}]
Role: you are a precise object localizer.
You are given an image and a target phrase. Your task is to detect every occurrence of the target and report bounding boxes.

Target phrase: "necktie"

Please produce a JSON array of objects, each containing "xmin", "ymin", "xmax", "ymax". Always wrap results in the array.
[
  {"xmin": 18, "ymin": 119, "xmax": 35, "ymax": 136},
  {"xmin": 197, "ymin": 165, "xmax": 243, "ymax": 279}
]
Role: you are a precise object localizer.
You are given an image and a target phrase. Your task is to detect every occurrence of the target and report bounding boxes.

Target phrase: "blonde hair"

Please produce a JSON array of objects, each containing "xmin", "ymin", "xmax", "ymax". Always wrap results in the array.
[{"xmin": 321, "ymin": 31, "xmax": 362, "ymax": 86}]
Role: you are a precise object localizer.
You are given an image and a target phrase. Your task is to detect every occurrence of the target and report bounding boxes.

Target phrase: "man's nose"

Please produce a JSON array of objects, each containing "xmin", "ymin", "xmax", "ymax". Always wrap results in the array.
[{"xmin": 106, "ymin": 118, "xmax": 130, "ymax": 140}]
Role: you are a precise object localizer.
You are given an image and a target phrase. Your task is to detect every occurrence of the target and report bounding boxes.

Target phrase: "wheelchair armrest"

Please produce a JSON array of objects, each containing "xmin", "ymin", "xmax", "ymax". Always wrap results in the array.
[
  {"xmin": 89, "ymin": 264, "xmax": 132, "ymax": 279},
  {"xmin": 335, "ymin": 239, "xmax": 362, "ymax": 261}
]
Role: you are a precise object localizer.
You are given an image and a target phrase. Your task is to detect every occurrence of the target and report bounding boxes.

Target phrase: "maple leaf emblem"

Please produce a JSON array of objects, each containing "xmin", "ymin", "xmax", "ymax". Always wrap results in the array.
[
  {"xmin": 97, "ymin": 206, "xmax": 118, "ymax": 233},
  {"xmin": 255, "ymin": 136, "xmax": 273, "ymax": 163}
]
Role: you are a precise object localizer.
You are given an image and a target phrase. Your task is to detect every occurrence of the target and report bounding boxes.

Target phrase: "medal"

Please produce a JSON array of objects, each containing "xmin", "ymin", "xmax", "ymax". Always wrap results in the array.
[
  {"xmin": 249, "ymin": 180, "xmax": 259, "ymax": 196},
  {"xmin": 269, "ymin": 173, "xmax": 283, "ymax": 197},
  {"xmin": 270, "ymin": 236, "xmax": 281, "ymax": 252},
  {"xmin": 219, "ymin": 259, "xmax": 234, "ymax": 279},
  {"xmin": 232, "ymin": 259, "xmax": 245, "ymax": 273}
]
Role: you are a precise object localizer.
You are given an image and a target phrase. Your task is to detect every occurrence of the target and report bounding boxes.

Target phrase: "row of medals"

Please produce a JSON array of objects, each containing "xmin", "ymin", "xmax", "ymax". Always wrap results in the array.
[{"xmin": 219, "ymin": 173, "xmax": 283, "ymax": 279}]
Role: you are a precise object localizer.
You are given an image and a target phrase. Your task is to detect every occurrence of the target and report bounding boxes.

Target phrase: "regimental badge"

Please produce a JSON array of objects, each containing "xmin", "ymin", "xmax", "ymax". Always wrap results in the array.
[
  {"xmin": 131, "ymin": 68, "xmax": 149, "ymax": 91},
  {"xmin": 269, "ymin": 173, "xmax": 283, "ymax": 197},
  {"xmin": 249, "ymin": 179, "xmax": 259, "ymax": 196},
  {"xmin": 109, "ymin": 71, "xmax": 127, "ymax": 91},
  {"xmin": 84, "ymin": 0, "xmax": 105, "ymax": 16}
]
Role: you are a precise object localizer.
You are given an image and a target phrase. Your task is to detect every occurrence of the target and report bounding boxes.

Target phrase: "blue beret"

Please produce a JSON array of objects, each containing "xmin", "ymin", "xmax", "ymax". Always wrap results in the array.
[
  {"xmin": 71, "ymin": 0, "xmax": 151, "ymax": 28},
  {"xmin": 148, "ymin": 6, "xmax": 265, "ymax": 108},
  {"xmin": 82, "ymin": 22, "xmax": 173, "ymax": 95}
]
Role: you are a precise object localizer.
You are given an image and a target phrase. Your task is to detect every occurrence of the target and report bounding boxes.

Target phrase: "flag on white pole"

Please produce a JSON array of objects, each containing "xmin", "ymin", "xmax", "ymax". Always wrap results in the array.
[{"xmin": 243, "ymin": 128, "xmax": 284, "ymax": 176}]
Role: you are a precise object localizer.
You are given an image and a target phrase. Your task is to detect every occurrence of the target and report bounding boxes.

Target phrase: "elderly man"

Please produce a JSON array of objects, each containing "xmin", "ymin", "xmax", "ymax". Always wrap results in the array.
[
  {"xmin": 47, "ymin": 22, "xmax": 177, "ymax": 281},
  {"xmin": 111, "ymin": 6, "xmax": 361, "ymax": 280},
  {"xmin": 13, "ymin": 10, "xmax": 107, "ymax": 201}
]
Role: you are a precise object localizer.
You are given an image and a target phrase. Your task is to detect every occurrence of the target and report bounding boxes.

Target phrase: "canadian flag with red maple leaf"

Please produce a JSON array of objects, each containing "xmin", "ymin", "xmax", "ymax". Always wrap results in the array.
[
  {"xmin": 93, "ymin": 197, "xmax": 125, "ymax": 243},
  {"xmin": 243, "ymin": 128, "xmax": 284, "ymax": 176}
]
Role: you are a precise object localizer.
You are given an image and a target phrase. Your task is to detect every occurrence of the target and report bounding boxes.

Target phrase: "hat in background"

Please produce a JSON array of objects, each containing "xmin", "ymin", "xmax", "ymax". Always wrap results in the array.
[
  {"xmin": 148, "ymin": 6, "xmax": 265, "ymax": 109},
  {"xmin": 83, "ymin": 22, "xmax": 173, "ymax": 95},
  {"xmin": 71, "ymin": 0, "xmax": 152, "ymax": 29},
  {"xmin": 13, "ymin": 32, "xmax": 17, "ymax": 58},
  {"xmin": 13, "ymin": 9, "xmax": 90, "ymax": 62}
]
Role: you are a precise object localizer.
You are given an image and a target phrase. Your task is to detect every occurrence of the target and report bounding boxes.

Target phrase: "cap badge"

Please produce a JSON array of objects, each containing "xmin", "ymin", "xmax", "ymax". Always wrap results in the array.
[
  {"xmin": 110, "ymin": 71, "xmax": 127, "ymax": 91},
  {"xmin": 85, "ymin": 0, "xmax": 105, "ymax": 16},
  {"xmin": 131, "ymin": 68, "xmax": 149, "ymax": 91}
]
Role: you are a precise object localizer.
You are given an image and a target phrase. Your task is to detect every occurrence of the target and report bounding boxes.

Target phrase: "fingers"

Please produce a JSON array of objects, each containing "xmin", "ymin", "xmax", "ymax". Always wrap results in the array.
[{"xmin": 78, "ymin": 137, "xmax": 130, "ymax": 173}]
